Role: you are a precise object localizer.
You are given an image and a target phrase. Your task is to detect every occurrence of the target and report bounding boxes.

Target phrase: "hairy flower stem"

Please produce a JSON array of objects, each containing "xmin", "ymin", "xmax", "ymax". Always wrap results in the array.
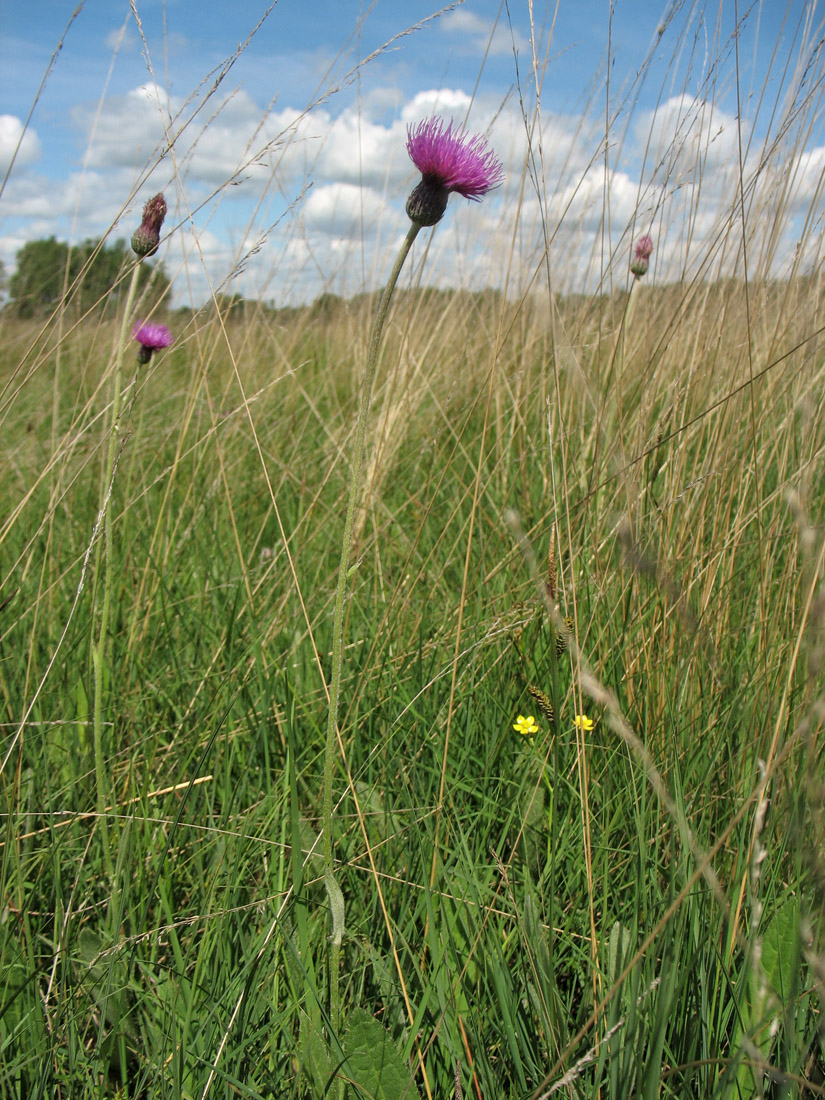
[
  {"xmin": 92, "ymin": 261, "xmax": 142, "ymax": 880},
  {"xmin": 322, "ymin": 222, "xmax": 420, "ymax": 1024}
]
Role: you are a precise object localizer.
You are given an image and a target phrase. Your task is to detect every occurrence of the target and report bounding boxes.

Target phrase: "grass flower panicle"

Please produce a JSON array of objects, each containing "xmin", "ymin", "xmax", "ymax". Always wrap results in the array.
[
  {"xmin": 131, "ymin": 193, "xmax": 167, "ymax": 257},
  {"xmin": 513, "ymin": 714, "xmax": 539, "ymax": 737},
  {"xmin": 133, "ymin": 322, "xmax": 173, "ymax": 364},
  {"xmin": 405, "ymin": 118, "xmax": 504, "ymax": 226}
]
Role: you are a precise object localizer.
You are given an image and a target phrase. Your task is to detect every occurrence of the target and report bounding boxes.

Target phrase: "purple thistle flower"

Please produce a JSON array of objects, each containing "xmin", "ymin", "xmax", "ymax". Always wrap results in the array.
[
  {"xmin": 630, "ymin": 234, "xmax": 654, "ymax": 278},
  {"xmin": 405, "ymin": 118, "xmax": 504, "ymax": 227},
  {"xmin": 133, "ymin": 321, "xmax": 173, "ymax": 364},
  {"xmin": 131, "ymin": 193, "xmax": 167, "ymax": 258}
]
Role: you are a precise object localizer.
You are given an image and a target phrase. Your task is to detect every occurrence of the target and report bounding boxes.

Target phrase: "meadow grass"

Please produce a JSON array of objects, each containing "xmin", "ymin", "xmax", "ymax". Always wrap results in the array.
[
  {"xmin": 2, "ymin": 4, "xmax": 825, "ymax": 1098},
  {"xmin": 1, "ymin": 271, "xmax": 824, "ymax": 1097}
]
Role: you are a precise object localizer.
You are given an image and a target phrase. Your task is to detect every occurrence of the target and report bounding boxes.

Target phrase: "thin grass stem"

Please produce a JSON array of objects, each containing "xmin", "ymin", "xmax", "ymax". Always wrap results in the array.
[
  {"xmin": 322, "ymin": 222, "xmax": 420, "ymax": 1028},
  {"xmin": 91, "ymin": 260, "xmax": 142, "ymax": 879}
]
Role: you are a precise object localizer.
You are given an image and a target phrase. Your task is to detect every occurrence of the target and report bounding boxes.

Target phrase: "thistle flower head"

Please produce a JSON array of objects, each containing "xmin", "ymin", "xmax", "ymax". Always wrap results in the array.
[
  {"xmin": 131, "ymin": 193, "xmax": 167, "ymax": 258},
  {"xmin": 405, "ymin": 118, "xmax": 504, "ymax": 227},
  {"xmin": 133, "ymin": 321, "xmax": 173, "ymax": 364},
  {"xmin": 630, "ymin": 234, "xmax": 654, "ymax": 279}
]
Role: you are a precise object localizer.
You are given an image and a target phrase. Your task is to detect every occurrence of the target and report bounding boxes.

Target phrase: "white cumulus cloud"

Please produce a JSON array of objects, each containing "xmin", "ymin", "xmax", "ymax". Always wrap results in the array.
[
  {"xmin": 440, "ymin": 10, "xmax": 528, "ymax": 58},
  {"xmin": 0, "ymin": 116, "xmax": 42, "ymax": 177}
]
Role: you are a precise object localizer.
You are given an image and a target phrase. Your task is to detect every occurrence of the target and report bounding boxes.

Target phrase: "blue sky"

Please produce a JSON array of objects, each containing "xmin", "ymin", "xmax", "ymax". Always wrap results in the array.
[{"xmin": 2, "ymin": 0, "xmax": 824, "ymax": 305}]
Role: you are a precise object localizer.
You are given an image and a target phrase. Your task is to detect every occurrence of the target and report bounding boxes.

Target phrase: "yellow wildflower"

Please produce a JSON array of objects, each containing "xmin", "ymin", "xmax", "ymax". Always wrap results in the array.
[{"xmin": 513, "ymin": 714, "xmax": 539, "ymax": 737}]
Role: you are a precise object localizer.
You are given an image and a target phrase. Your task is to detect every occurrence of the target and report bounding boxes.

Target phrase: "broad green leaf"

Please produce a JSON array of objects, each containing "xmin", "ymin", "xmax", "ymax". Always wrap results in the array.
[
  {"xmin": 760, "ymin": 897, "xmax": 799, "ymax": 1003},
  {"xmin": 325, "ymin": 867, "xmax": 346, "ymax": 947},
  {"xmin": 343, "ymin": 1008, "xmax": 420, "ymax": 1100}
]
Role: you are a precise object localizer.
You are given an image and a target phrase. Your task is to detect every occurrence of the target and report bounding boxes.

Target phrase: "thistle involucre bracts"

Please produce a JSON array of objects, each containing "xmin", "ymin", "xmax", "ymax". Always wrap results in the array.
[{"xmin": 131, "ymin": 193, "xmax": 167, "ymax": 258}]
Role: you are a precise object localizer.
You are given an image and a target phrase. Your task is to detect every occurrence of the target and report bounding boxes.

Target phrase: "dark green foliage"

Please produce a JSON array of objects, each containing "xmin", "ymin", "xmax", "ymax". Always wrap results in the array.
[{"xmin": 7, "ymin": 236, "xmax": 170, "ymax": 319}]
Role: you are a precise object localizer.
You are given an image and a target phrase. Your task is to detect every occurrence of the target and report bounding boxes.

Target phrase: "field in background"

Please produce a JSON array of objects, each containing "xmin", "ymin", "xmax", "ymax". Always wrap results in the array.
[
  {"xmin": 1, "ymin": 272, "xmax": 824, "ymax": 1096},
  {"xmin": 2, "ymin": 3, "xmax": 825, "ymax": 1097}
]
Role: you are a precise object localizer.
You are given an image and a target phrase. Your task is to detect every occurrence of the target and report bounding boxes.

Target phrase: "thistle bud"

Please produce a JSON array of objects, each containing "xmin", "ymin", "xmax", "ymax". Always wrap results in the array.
[
  {"xmin": 131, "ymin": 193, "xmax": 167, "ymax": 258},
  {"xmin": 630, "ymin": 234, "xmax": 654, "ymax": 279}
]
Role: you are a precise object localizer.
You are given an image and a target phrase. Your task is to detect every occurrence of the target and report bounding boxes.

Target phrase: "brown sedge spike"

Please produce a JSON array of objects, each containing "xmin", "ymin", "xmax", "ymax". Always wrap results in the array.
[
  {"xmin": 527, "ymin": 683, "xmax": 555, "ymax": 725},
  {"xmin": 547, "ymin": 522, "xmax": 557, "ymax": 603},
  {"xmin": 556, "ymin": 615, "xmax": 575, "ymax": 657},
  {"xmin": 548, "ymin": 524, "xmax": 574, "ymax": 656}
]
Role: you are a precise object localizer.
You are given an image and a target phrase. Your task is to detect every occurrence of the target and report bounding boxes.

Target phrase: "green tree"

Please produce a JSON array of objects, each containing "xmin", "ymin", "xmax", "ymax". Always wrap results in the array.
[{"xmin": 8, "ymin": 237, "xmax": 170, "ymax": 319}]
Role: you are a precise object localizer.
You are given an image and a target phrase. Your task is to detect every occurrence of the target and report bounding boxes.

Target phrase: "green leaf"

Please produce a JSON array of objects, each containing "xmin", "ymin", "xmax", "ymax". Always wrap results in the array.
[
  {"xmin": 325, "ymin": 867, "xmax": 346, "ymax": 948},
  {"xmin": 343, "ymin": 1009, "xmax": 420, "ymax": 1100},
  {"xmin": 760, "ymin": 897, "xmax": 799, "ymax": 1003},
  {"xmin": 75, "ymin": 930, "xmax": 137, "ymax": 1041},
  {"xmin": 0, "ymin": 935, "xmax": 40, "ymax": 1040},
  {"xmin": 300, "ymin": 1012, "xmax": 334, "ymax": 1096},
  {"xmin": 735, "ymin": 899, "xmax": 801, "ymax": 1100},
  {"xmin": 608, "ymin": 920, "xmax": 632, "ymax": 986}
]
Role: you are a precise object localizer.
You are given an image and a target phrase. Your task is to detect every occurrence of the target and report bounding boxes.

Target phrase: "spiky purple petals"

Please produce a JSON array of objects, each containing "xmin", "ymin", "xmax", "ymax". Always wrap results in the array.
[
  {"xmin": 405, "ymin": 118, "xmax": 504, "ymax": 226},
  {"xmin": 133, "ymin": 321, "xmax": 173, "ymax": 364}
]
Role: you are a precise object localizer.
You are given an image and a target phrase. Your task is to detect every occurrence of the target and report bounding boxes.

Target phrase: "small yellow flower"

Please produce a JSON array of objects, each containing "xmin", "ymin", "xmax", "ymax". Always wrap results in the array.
[
  {"xmin": 574, "ymin": 713, "xmax": 594, "ymax": 732},
  {"xmin": 513, "ymin": 714, "xmax": 539, "ymax": 737}
]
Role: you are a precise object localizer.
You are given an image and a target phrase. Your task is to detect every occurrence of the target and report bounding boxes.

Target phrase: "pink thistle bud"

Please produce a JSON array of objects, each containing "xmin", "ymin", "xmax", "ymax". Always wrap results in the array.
[
  {"xmin": 133, "ymin": 321, "xmax": 173, "ymax": 364},
  {"xmin": 131, "ymin": 193, "xmax": 167, "ymax": 258},
  {"xmin": 405, "ymin": 118, "xmax": 504, "ymax": 227},
  {"xmin": 630, "ymin": 234, "xmax": 654, "ymax": 278}
]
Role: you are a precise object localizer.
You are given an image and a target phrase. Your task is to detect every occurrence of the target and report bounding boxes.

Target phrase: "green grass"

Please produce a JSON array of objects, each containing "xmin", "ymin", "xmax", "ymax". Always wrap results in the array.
[{"xmin": 1, "ymin": 274, "xmax": 823, "ymax": 1097}]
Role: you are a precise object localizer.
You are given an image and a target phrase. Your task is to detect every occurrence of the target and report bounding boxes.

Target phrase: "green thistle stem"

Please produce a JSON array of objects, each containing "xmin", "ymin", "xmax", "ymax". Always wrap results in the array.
[
  {"xmin": 322, "ymin": 222, "xmax": 420, "ymax": 1026},
  {"xmin": 92, "ymin": 261, "xmax": 142, "ymax": 879}
]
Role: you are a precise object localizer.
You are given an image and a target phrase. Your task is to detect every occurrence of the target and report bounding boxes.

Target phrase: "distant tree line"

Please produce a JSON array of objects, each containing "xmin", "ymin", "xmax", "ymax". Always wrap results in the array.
[{"xmin": 6, "ymin": 237, "xmax": 170, "ymax": 319}]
